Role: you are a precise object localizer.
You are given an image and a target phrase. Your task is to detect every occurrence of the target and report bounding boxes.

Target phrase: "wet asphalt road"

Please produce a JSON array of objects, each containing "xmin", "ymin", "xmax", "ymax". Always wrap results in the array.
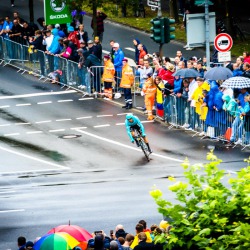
[
  {"xmin": 0, "ymin": 1, "xmax": 249, "ymax": 249},
  {"xmin": 0, "ymin": 66, "xmax": 249, "ymax": 249}
]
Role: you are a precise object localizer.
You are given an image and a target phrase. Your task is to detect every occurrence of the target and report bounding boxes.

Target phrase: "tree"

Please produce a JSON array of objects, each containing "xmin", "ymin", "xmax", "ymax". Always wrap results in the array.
[
  {"xmin": 169, "ymin": 0, "xmax": 179, "ymax": 24},
  {"xmin": 29, "ymin": 0, "xmax": 34, "ymax": 23},
  {"xmin": 150, "ymin": 152, "xmax": 250, "ymax": 249}
]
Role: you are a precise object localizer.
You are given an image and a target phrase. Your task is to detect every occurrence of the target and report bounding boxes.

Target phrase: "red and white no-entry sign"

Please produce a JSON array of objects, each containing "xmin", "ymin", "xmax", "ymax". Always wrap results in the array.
[{"xmin": 214, "ymin": 33, "xmax": 233, "ymax": 52}]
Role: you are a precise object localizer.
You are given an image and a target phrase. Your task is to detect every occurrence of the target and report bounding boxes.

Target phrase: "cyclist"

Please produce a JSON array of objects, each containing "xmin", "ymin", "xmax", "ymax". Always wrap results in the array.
[{"xmin": 125, "ymin": 113, "xmax": 152, "ymax": 153}]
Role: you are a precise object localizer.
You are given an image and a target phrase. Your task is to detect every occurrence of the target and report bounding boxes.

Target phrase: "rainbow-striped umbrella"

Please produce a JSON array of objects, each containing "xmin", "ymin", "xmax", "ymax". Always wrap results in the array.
[
  {"xmin": 47, "ymin": 224, "xmax": 92, "ymax": 250},
  {"xmin": 34, "ymin": 232, "xmax": 79, "ymax": 250}
]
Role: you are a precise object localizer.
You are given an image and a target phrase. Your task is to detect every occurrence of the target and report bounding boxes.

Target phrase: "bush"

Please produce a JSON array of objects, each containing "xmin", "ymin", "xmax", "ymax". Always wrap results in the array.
[{"xmin": 150, "ymin": 152, "xmax": 250, "ymax": 250}]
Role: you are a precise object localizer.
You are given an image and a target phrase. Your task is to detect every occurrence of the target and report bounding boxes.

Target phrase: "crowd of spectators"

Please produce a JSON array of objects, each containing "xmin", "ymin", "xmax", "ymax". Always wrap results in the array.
[
  {"xmin": 1, "ymin": 10, "xmax": 250, "ymax": 145},
  {"xmin": 17, "ymin": 220, "xmax": 171, "ymax": 250}
]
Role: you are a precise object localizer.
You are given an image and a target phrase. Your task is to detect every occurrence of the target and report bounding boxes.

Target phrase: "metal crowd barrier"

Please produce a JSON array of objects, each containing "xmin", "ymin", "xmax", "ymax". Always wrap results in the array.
[
  {"xmin": 3, "ymin": 38, "xmax": 23, "ymax": 68},
  {"xmin": 0, "ymin": 36, "xmax": 4, "ymax": 65},
  {"xmin": 0, "ymin": 38, "xmax": 92, "ymax": 95},
  {"xmin": 89, "ymin": 65, "xmax": 141, "ymax": 104},
  {"xmin": 165, "ymin": 94, "xmax": 250, "ymax": 149}
]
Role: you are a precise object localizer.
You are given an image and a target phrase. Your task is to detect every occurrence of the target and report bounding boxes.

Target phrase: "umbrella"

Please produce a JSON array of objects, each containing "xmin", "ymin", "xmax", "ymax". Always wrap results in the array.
[
  {"xmin": 172, "ymin": 68, "xmax": 200, "ymax": 78},
  {"xmin": 47, "ymin": 224, "xmax": 92, "ymax": 242},
  {"xmin": 220, "ymin": 76, "xmax": 250, "ymax": 89},
  {"xmin": 47, "ymin": 224, "xmax": 91, "ymax": 250},
  {"xmin": 34, "ymin": 232, "xmax": 79, "ymax": 250},
  {"xmin": 204, "ymin": 66, "xmax": 233, "ymax": 80}
]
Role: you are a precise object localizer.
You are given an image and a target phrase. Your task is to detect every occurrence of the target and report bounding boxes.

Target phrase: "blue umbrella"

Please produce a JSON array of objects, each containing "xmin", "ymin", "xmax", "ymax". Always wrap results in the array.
[
  {"xmin": 204, "ymin": 66, "xmax": 233, "ymax": 80},
  {"xmin": 172, "ymin": 68, "xmax": 200, "ymax": 78}
]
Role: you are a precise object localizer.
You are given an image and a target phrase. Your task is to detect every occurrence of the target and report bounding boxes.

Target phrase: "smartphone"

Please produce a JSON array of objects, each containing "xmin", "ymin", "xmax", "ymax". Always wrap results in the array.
[
  {"xmin": 110, "ymin": 230, "xmax": 114, "ymax": 236},
  {"xmin": 94, "ymin": 231, "xmax": 102, "ymax": 235}
]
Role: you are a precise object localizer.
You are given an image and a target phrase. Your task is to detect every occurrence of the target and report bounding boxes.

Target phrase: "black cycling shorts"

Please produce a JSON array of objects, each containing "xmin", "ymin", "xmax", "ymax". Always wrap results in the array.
[{"xmin": 130, "ymin": 124, "xmax": 141, "ymax": 133}]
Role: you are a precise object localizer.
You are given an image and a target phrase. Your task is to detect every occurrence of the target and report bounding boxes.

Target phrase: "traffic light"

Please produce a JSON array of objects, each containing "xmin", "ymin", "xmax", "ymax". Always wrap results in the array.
[
  {"xmin": 150, "ymin": 18, "xmax": 164, "ymax": 43},
  {"xmin": 164, "ymin": 17, "xmax": 175, "ymax": 43}
]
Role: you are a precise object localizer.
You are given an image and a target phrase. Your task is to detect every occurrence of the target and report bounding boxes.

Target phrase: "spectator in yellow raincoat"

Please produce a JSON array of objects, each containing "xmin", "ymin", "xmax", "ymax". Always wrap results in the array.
[
  {"xmin": 142, "ymin": 73, "xmax": 157, "ymax": 120},
  {"xmin": 191, "ymin": 77, "xmax": 210, "ymax": 117},
  {"xmin": 102, "ymin": 55, "xmax": 115, "ymax": 99},
  {"xmin": 120, "ymin": 58, "xmax": 135, "ymax": 109}
]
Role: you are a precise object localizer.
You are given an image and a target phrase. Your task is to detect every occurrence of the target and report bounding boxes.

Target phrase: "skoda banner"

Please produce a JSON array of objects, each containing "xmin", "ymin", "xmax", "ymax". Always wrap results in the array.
[{"xmin": 44, "ymin": 0, "xmax": 71, "ymax": 24}]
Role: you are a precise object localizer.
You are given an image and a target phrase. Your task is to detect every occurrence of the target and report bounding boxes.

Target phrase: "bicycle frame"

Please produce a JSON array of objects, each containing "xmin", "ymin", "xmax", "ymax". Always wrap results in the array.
[{"xmin": 134, "ymin": 129, "xmax": 150, "ymax": 161}]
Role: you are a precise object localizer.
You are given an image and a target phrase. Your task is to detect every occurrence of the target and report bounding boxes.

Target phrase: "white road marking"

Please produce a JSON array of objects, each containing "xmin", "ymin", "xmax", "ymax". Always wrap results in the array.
[
  {"xmin": 97, "ymin": 115, "xmax": 113, "ymax": 117},
  {"xmin": 117, "ymin": 113, "xmax": 129, "ymax": 116},
  {"xmin": 76, "ymin": 116, "xmax": 92, "ymax": 120},
  {"xmin": 35, "ymin": 120, "xmax": 52, "ymax": 124},
  {"xmin": 0, "ymin": 209, "xmax": 25, "ymax": 213},
  {"xmin": 4, "ymin": 133, "xmax": 20, "ymax": 136},
  {"xmin": 57, "ymin": 99, "xmax": 73, "ymax": 103},
  {"xmin": 16, "ymin": 103, "xmax": 31, "ymax": 107},
  {"xmin": 0, "ymin": 191, "xmax": 16, "ymax": 194},
  {"xmin": 26, "ymin": 131, "xmax": 43, "ymax": 134},
  {"xmin": 37, "ymin": 101, "xmax": 52, "ymax": 105},
  {"xmin": 102, "ymin": 49, "xmax": 110, "ymax": 54},
  {"xmin": 78, "ymin": 97, "xmax": 94, "ymax": 101},
  {"xmin": 15, "ymin": 122, "xmax": 30, "ymax": 126},
  {"xmin": 70, "ymin": 127, "xmax": 87, "ymax": 130},
  {"xmin": 0, "ymin": 105, "xmax": 10, "ymax": 108},
  {"xmin": 75, "ymin": 129, "xmax": 183, "ymax": 162},
  {"xmin": 0, "ymin": 145, "xmax": 69, "ymax": 169},
  {"xmin": 226, "ymin": 170, "xmax": 237, "ymax": 174},
  {"xmin": 56, "ymin": 118, "xmax": 72, "ymax": 122},
  {"xmin": 49, "ymin": 129, "xmax": 65, "ymax": 132},
  {"xmin": 0, "ymin": 124, "xmax": 11, "ymax": 127},
  {"xmin": 0, "ymin": 90, "xmax": 76, "ymax": 100},
  {"xmin": 103, "ymin": 49, "xmax": 136, "ymax": 66},
  {"xmin": 141, "ymin": 120, "xmax": 155, "ymax": 124},
  {"xmin": 116, "ymin": 123, "xmax": 125, "ymax": 126},
  {"xmin": 125, "ymin": 47, "xmax": 135, "ymax": 52},
  {"xmin": 94, "ymin": 124, "xmax": 110, "ymax": 128}
]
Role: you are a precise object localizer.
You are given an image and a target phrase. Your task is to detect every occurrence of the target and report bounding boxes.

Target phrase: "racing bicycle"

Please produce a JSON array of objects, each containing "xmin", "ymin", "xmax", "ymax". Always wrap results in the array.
[{"xmin": 134, "ymin": 129, "xmax": 150, "ymax": 162}]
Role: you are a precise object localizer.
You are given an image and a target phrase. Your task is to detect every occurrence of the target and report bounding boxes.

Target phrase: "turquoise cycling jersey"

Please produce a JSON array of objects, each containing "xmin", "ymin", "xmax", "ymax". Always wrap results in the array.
[{"xmin": 125, "ymin": 115, "xmax": 146, "ymax": 142}]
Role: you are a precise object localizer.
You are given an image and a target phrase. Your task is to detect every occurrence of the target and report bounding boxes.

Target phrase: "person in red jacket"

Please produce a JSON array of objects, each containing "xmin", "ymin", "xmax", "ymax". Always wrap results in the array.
[
  {"xmin": 91, "ymin": 10, "xmax": 107, "ymax": 42},
  {"xmin": 138, "ymin": 44, "xmax": 147, "ymax": 61},
  {"xmin": 243, "ymin": 51, "xmax": 250, "ymax": 64}
]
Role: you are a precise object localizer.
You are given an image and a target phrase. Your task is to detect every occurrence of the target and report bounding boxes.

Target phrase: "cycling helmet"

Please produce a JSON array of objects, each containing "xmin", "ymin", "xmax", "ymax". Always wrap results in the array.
[{"xmin": 126, "ymin": 113, "xmax": 134, "ymax": 120}]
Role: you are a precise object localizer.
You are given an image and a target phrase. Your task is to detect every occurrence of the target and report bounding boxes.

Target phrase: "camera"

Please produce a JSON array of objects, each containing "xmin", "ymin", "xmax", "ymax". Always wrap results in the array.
[
  {"xmin": 110, "ymin": 230, "xmax": 113, "ymax": 236},
  {"xmin": 94, "ymin": 231, "xmax": 102, "ymax": 235}
]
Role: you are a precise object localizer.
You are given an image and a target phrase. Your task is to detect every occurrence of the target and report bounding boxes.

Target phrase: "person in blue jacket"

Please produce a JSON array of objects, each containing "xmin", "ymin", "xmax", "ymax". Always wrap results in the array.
[
  {"xmin": 45, "ymin": 28, "xmax": 61, "ymax": 72},
  {"xmin": 113, "ymin": 42, "xmax": 124, "ymax": 92},
  {"xmin": 125, "ymin": 113, "xmax": 152, "ymax": 153}
]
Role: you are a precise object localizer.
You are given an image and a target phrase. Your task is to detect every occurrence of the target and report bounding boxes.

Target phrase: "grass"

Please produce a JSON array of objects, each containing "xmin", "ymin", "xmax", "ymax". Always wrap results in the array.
[{"xmin": 84, "ymin": 4, "xmax": 249, "ymax": 58}]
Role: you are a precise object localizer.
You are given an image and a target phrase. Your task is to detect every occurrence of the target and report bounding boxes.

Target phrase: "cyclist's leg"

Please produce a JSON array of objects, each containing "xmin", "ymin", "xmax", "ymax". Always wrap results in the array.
[{"xmin": 142, "ymin": 135, "xmax": 152, "ymax": 153}]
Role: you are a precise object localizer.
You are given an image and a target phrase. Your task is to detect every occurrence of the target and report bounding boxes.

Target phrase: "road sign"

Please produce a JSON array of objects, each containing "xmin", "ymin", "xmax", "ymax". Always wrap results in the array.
[
  {"xmin": 218, "ymin": 51, "xmax": 231, "ymax": 62},
  {"xmin": 147, "ymin": 0, "xmax": 159, "ymax": 8},
  {"xmin": 214, "ymin": 33, "xmax": 233, "ymax": 52}
]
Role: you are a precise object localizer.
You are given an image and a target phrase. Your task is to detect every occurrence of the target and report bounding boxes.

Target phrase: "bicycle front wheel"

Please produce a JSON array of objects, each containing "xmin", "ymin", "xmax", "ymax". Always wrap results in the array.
[{"xmin": 140, "ymin": 139, "xmax": 150, "ymax": 161}]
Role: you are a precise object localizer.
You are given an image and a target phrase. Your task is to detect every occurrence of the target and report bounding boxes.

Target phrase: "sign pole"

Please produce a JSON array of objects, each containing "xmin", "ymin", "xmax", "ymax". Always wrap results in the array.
[
  {"xmin": 157, "ymin": 0, "xmax": 162, "ymax": 18},
  {"xmin": 204, "ymin": 0, "xmax": 210, "ymax": 69},
  {"xmin": 157, "ymin": 0, "xmax": 163, "ymax": 59}
]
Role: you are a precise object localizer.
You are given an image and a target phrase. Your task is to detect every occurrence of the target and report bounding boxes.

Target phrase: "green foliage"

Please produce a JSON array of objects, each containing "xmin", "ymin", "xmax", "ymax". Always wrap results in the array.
[{"xmin": 150, "ymin": 152, "xmax": 250, "ymax": 249}]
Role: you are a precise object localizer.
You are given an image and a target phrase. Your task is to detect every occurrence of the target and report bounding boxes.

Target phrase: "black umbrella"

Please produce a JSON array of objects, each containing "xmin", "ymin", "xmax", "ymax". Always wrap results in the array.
[{"xmin": 172, "ymin": 68, "xmax": 200, "ymax": 78}]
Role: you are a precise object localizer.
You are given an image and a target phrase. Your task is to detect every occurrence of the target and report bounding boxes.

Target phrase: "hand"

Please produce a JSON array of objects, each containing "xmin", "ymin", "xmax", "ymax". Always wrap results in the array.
[{"xmin": 131, "ymin": 140, "xmax": 134, "ymax": 144}]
